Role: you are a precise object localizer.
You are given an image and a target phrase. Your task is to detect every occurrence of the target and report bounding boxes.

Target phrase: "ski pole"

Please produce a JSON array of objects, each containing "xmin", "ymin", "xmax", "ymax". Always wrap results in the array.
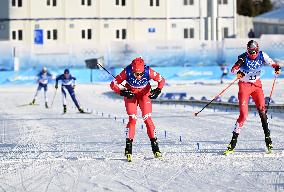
[
  {"xmin": 194, "ymin": 78, "xmax": 238, "ymax": 116},
  {"xmin": 266, "ymin": 75, "xmax": 277, "ymax": 114},
  {"xmin": 97, "ymin": 62, "xmax": 126, "ymax": 88},
  {"xmin": 50, "ymin": 88, "xmax": 57, "ymax": 108}
]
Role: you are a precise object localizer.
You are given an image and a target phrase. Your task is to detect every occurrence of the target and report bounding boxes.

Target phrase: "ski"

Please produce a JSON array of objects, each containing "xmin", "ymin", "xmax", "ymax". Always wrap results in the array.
[
  {"xmin": 16, "ymin": 103, "xmax": 39, "ymax": 107},
  {"xmin": 77, "ymin": 110, "xmax": 93, "ymax": 114}
]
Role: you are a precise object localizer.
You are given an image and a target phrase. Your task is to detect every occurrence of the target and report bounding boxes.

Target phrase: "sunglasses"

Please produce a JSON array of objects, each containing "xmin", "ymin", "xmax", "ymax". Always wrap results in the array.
[
  {"xmin": 134, "ymin": 72, "xmax": 144, "ymax": 76},
  {"xmin": 248, "ymin": 50, "xmax": 258, "ymax": 55}
]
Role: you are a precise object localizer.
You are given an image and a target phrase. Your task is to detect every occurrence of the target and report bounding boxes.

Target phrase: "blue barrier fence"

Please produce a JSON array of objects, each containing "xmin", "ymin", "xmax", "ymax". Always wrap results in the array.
[{"xmin": 0, "ymin": 66, "xmax": 282, "ymax": 85}]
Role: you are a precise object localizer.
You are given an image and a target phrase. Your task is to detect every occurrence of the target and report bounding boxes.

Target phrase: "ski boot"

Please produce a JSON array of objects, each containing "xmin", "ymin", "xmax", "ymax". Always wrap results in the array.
[
  {"xmin": 265, "ymin": 135, "xmax": 273, "ymax": 153},
  {"xmin": 224, "ymin": 132, "xmax": 239, "ymax": 155},
  {"xmin": 30, "ymin": 99, "xmax": 36, "ymax": 105},
  {"xmin": 125, "ymin": 138, "xmax": 133, "ymax": 162},
  {"xmin": 150, "ymin": 138, "xmax": 162, "ymax": 158},
  {"xmin": 78, "ymin": 108, "xmax": 84, "ymax": 113},
  {"xmin": 45, "ymin": 102, "xmax": 49, "ymax": 108},
  {"xmin": 63, "ymin": 105, "xmax": 67, "ymax": 114}
]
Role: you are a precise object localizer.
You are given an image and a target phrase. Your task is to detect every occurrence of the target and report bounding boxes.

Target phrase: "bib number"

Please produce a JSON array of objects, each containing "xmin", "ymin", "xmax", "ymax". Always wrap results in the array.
[{"xmin": 249, "ymin": 75, "xmax": 257, "ymax": 81}]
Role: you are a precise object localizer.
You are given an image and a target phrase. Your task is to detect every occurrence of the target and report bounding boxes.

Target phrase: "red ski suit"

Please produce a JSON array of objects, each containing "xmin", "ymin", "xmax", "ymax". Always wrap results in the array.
[
  {"xmin": 110, "ymin": 67, "xmax": 165, "ymax": 139},
  {"xmin": 231, "ymin": 51, "xmax": 279, "ymax": 133}
]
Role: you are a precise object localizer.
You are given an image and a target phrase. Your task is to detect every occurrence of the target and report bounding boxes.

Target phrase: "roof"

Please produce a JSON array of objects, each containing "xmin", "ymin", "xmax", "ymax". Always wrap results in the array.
[{"xmin": 254, "ymin": 7, "xmax": 284, "ymax": 24}]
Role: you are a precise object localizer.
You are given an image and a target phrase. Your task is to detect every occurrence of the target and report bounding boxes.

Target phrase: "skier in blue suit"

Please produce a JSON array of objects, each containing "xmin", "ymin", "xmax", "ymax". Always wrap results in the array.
[
  {"xmin": 55, "ymin": 69, "xmax": 84, "ymax": 113},
  {"xmin": 30, "ymin": 67, "xmax": 52, "ymax": 108}
]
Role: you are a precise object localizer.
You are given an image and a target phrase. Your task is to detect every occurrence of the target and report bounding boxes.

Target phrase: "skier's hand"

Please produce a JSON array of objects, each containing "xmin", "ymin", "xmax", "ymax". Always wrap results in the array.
[
  {"xmin": 149, "ymin": 88, "xmax": 161, "ymax": 99},
  {"xmin": 275, "ymin": 66, "xmax": 281, "ymax": 75},
  {"xmin": 231, "ymin": 64, "xmax": 240, "ymax": 74},
  {"xmin": 55, "ymin": 84, "xmax": 58, "ymax": 89},
  {"xmin": 120, "ymin": 89, "xmax": 134, "ymax": 99},
  {"xmin": 72, "ymin": 85, "xmax": 76, "ymax": 89},
  {"xmin": 236, "ymin": 71, "xmax": 245, "ymax": 79}
]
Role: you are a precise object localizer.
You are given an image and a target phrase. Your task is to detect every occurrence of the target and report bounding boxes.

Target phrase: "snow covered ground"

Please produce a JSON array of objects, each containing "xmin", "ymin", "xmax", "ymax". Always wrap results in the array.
[{"xmin": 0, "ymin": 79, "xmax": 284, "ymax": 192}]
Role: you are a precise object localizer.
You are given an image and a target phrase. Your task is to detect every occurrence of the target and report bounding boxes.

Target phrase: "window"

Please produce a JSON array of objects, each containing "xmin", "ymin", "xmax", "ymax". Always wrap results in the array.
[
  {"xmin": 190, "ymin": 28, "xmax": 194, "ymax": 38},
  {"xmin": 82, "ymin": 0, "xmax": 92, "ymax": 6},
  {"xmin": 116, "ymin": 30, "xmax": 120, "ymax": 39},
  {"xmin": 172, "ymin": 23, "xmax": 176, "ymax": 28},
  {"xmin": 18, "ymin": 30, "xmax": 23, "ymax": 40},
  {"xmin": 53, "ymin": 29, "xmax": 57, "ymax": 40},
  {"xmin": 104, "ymin": 24, "xmax": 109, "ymax": 28},
  {"xmin": 47, "ymin": 31, "xmax": 51, "ymax": 39},
  {"xmin": 87, "ymin": 29, "xmax": 92, "ymax": 39},
  {"xmin": 223, "ymin": 27, "xmax": 229, "ymax": 38},
  {"xmin": 35, "ymin": 24, "xmax": 40, "ymax": 29},
  {"xmin": 47, "ymin": 30, "xmax": 57, "ymax": 40},
  {"xmin": 122, "ymin": 29, "xmax": 126, "ymax": 39},
  {"xmin": 81, "ymin": 30, "xmax": 85, "ymax": 39},
  {"xmin": 12, "ymin": 31, "xmax": 16, "ymax": 40},
  {"xmin": 11, "ymin": 30, "xmax": 23, "ymax": 40},
  {"xmin": 218, "ymin": 0, "xmax": 228, "ymax": 4},
  {"xmin": 184, "ymin": 28, "xmax": 194, "ymax": 39},
  {"xmin": 150, "ymin": 0, "xmax": 159, "ymax": 6},
  {"xmin": 12, "ymin": 0, "xmax": 22, "ymax": 7},
  {"xmin": 82, "ymin": 29, "xmax": 92, "ymax": 39},
  {"xmin": 116, "ymin": 0, "xmax": 126, "ymax": 6},
  {"xmin": 184, "ymin": 29, "xmax": 188, "ymax": 38},
  {"xmin": 47, "ymin": 0, "xmax": 57, "ymax": 6},
  {"xmin": 156, "ymin": 0, "xmax": 159, "ymax": 6},
  {"xmin": 184, "ymin": 0, "xmax": 194, "ymax": 5}
]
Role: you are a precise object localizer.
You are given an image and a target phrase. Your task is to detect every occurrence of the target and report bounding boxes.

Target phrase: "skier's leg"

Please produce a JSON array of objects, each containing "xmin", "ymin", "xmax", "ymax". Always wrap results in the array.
[
  {"xmin": 61, "ymin": 86, "xmax": 67, "ymax": 112},
  {"xmin": 67, "ymin": 86, "xmax": 81, "ymax": 110},
  {"xmin": 252, "ymin": 86, "xmax": 272, "ymax": 149},
  {"xmin": 235, "ymin": 82, "xmax": 251, "ymax": 134},
  {"xmin": 32, "ymin": 84, "xmax": 42, "ymax": 104},
  {"xmin": 124, "ymin": 97, "xmax": 138, "ymax": 159},
  {"xmin": 139, "ymin": 95, "xmax": 155, "ymax": 139},
  {"xmin": 139, "ymin": 95, "xmax": 161, "ymax": 156},
  {"xmin": 44, "ymin": 85, "xmax": 48, "ymax": 108},
  {"xmin": 124, "ymin": 97, "xmax": 138, "ymax": 140}
]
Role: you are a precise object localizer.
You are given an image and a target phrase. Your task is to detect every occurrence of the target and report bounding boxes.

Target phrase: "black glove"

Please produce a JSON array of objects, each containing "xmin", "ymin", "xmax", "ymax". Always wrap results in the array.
[
  {"xmin": 237, "ymin": 71, "xmax": 245, "ymax": 79},
  {"xmin": 149, "ymin": 88, "xmax": 161, "ymax": 99},
  {"xmin": 120, "ymin": 89, "xmax": 134, "ymax": 99},
  {"xmin": 55, "ymin": 84, "xmax": 58, "ymax": 89},
  {"xmin": 275, "ymin": 66, "xmax": 281, "ymax": 75}
]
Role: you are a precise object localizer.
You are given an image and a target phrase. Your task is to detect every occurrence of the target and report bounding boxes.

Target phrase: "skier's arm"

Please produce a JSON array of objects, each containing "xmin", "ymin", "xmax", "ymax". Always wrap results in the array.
[
  {"xmin": 55, "ymin": 74, "xmax": 62, "ymax": 89},
  {"xmin": 231, "ymin": 54, "xmax": 246, "ymax": 74},
  {"xmin": 149, "ymin": 68, "xmax": 165, "ymax": 90},
  {"xmin": 263, "ymin": 52, "xmax": 281, "ymax": 74},
  {"xmin": 110, "ymin": 69, "xmax": 127, "ymax": 94}
]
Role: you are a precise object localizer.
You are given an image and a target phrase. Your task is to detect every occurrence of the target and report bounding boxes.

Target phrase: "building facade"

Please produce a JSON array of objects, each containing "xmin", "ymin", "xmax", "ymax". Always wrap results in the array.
[{"xmin": 0, "ymin": 0, "xmax": 237, "ymax": 46}]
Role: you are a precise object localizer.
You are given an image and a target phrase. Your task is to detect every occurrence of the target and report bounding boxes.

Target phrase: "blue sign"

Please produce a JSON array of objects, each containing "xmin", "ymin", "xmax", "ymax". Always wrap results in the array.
[
  {"xmin": 148, "ymin": 28, "xmax": 156, "ymax": 33},
  {"xmin": 34, "ymin": 29, "xmax": 43, "ymax": 44}
]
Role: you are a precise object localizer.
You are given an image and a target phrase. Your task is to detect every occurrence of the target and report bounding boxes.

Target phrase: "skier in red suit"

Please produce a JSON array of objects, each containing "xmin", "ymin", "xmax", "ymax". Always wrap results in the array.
[
  {"xmin": 224, "ymin": 40, "xmax": 281, "ymax": 155},
  {"xmin": 110, "ymin": 57, "xmax": 165, "ymax": 161}
]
